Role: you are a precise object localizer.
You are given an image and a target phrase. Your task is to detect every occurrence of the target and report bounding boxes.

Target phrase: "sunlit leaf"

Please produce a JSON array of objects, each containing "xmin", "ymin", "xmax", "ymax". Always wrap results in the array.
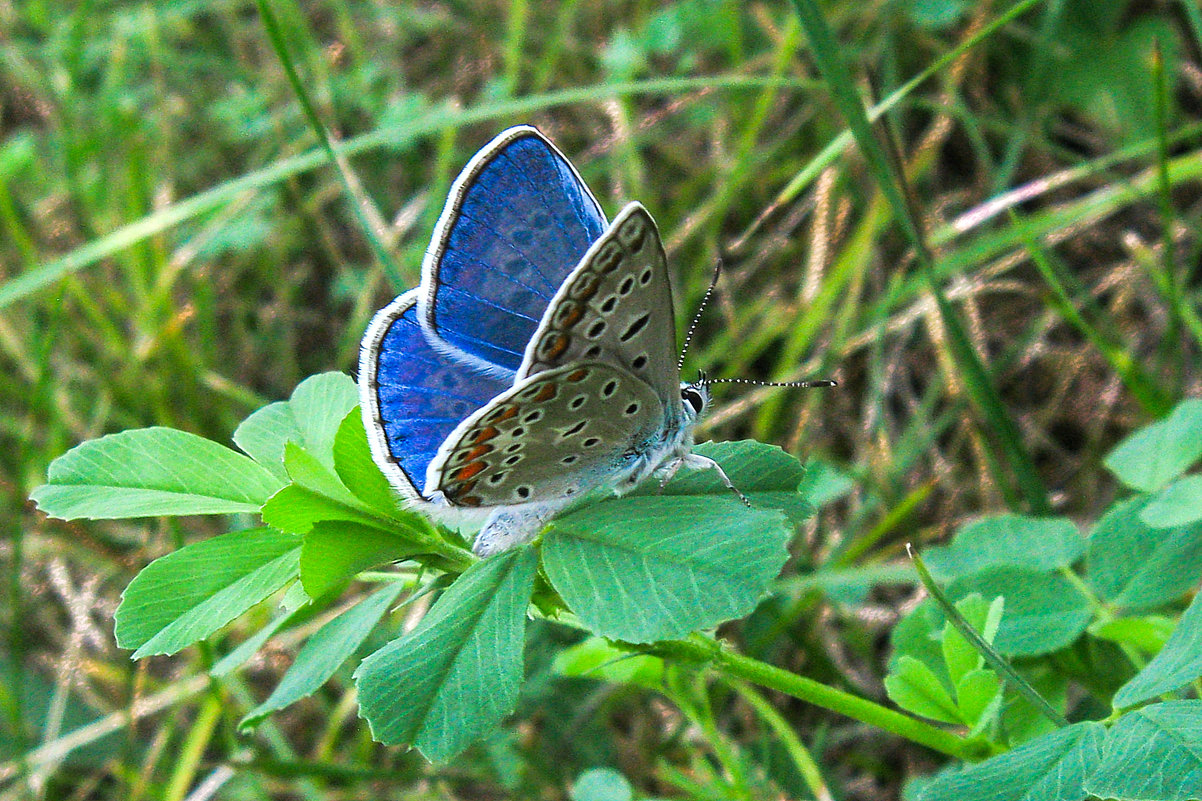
[
  {"xmin": 115, "ymin": 527, "xmax": 301, "ymax": 656},
  {"xmin": 32, "ymin": 428, "xmax": 283, "ymax": 519},
  {"xmin": 355, "ymin": 547, "xmax": 537, "ymax": 762}
]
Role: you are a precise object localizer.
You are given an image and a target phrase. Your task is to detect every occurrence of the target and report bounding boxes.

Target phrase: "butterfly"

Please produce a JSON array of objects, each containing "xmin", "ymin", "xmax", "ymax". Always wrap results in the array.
[{"xmin": 359, "ymin": 125, "xmax": 745, "ymax": 556}]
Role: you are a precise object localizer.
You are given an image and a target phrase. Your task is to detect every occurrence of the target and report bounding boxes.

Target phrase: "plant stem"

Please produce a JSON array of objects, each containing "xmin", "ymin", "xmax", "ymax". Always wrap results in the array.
[
  {"xmin": 910, "ymin": 547, "xmax": 1069, "ymax": 728},
  {"xmin": 635, "ymin": 634, "xmax": 987, "ymax": 761}
]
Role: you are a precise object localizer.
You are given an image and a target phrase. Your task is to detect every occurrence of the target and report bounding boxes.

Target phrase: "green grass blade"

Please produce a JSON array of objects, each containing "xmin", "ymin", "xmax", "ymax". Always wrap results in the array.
[
  {"xmin": 254, "ymin": 0, "xmax": 404, "ymax": 289},
  {"xmin": 1013, "ymin": 211, "xmax": 1173, "ymax": 415},
  {"xmin": 0, "ymin": 75, "xmax": 814, "ymax": 312},
  {"xmin": 789, "ymin": 0, "xmax": 1052, "ymax": 514},
  {"xmin": 909, "ymin": 546, "xmax": 1068, "ymax": 728}
]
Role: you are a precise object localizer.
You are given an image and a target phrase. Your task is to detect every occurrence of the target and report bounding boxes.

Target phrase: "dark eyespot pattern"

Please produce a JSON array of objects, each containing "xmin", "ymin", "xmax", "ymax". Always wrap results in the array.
[
  {"xmin": 488, "ymin": 472, "xmax": 507, "ymax": 485},
  {"xmin": 624, "ymin": 402, "xmax": 640, "ymax": 415},
  {"xmin": 504, "ymin": 455, "xmax": 523, "ymax": 465},
  {"xmin": 639, "ymin": 268, "xmax": 653, "ymax": 285},
  {"xmin": 620, "ymin": 313, "xmax": 650, "ymax": 342},
  {"xmin": 505, "ymin": 442, "xmax": 523, "ymax": 453},
  {"xmin": 523, "ymin": 410, "xmax": 543, "ymax": 423},
  {"xmin": 601, "ymin": 379, "xmax": 618, "ymax": 398},
  {"xmin": 516, "ymin": 486, "xmax": 531, "ymax": 499},
  {"xmin": 586, "ymin": 320, "xmax": 607, "ymax": 339},
  {"xmin": 583, "ymin": 437, "xmax": 601, "ymax": 447},
  {"xmin": 600, "ymin": 296, "xmax": 618, "ymax": 314},
  {"xmin": 511, "ymin": 427, "xmax": 525, "ymax": 437},
  {"xmin": 618, "ymin": 276, "xmax": 635, "ymax": 295},
  {"xmin": 584, "ymin": 345, "xmax": 602, "ymax": 358},
  {"xmin": 631, "ymin": 353, "xmax": 648, "ymax": 370},
  {"xmin": 562, "ymin": 454, "xmax": 579, "ymax": 464},
  {"xmin": 569, "ymin": 395, "xmax": 588, "ymax": 410},
  {"xmin": 562, "ymin": 420, "xmax": 587, "ymax": 437}
]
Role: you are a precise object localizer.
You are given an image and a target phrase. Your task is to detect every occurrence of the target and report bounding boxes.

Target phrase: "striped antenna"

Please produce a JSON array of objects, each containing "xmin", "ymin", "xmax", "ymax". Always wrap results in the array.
[
  {"xmin": 677, "ymin": 259, "xmax": 723, "ymax": 371},
  {"xmin": 701, "ymin": 377, "xmax": 837, "ymax": 389}
]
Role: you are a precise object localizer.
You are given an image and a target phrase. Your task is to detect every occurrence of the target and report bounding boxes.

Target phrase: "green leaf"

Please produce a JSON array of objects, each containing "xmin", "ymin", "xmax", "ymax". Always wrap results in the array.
[
  {"xmin": 1087, "ymin": 496, "xmax": 1202, "ymax": 610},
  {"xmin": 543, "ymin": 496, "xmax": 790, "ymax": 643},
  {"xmin": 1114, "ymin": 593, "xmax": 1202, "ymax": 709},
  {"xmin": 646, "ymin": 440, "xmax": 812, "ymax": 522},
  {"xmin": 31, "ymin": 428, "xmax": 283, "ymax": 520},
  {"xmin": 1089, "ymin": 615, "xmax": 1176, "ymax": 655},
  {"xmin": 333, "ymin": 408, "xmax": 405, "ymax": 517},
  {"xmin": 553, "ymin": 637, "xmax": 665, "ymax": 690},
  {"xmin": 918, "ymin": 722, "xmax": 1104, "ymax": 801},
  {"xmin": 1086, "ymin": 701, "xmax": 1202, "ymax": 801},
  {"xmin": 114, "ymin": 527, "xmax": 301, "ymax": 656},
  {"xmin": 210, "ymin": 579, "xmax": 310, "ymax": 678},
  {"xmin": 241, "ymin": 583, "xmax": 404, "ymax": 729},
  {"xmin": 1103, "ymin": 399, "xmax": 1202, "ymax": 492},
  {"xmin": 923, "ymin": 515, "xmax": 1084, "ymax": 580},
  {"xmin": 287, "ymin": 373, "xmax": 359, "ymax": 468},
  {"xmin": 300, "ymin": 521, "xmax": 425, "ymax": 598},
  {"xmin": 1001, "ymin": 665, "xmax": 1069, "ymax": 746},
  {"xmin": 955, "ymin": 668, "xmax": 1002, "ymax": 734},
  {"xmin": 571, "ymin": 768, "xmax": 633, "ymax": 801},
  {"xmin": 1142, "ymin": 475, "xmax": 1202, "ymax": 528},
  {"xmin": 233, "ymin": 373, "xmax": 358, "ymax": 477},
  {"xmin": 797, "ymin": 458, "xmax": 854, "ymax": 508},
  {"xmin": 261, "ymin": 484, "xmax": 381, "ymax": 535},
  {"xmin": 885, "ymin": 656, "xmax": 961, "ymax": 724},
  {"xmin": 285, "ymin": 441, "xmax": 370, "ymax": 508},
  {"xmin": 889, "ymin": 598, "xmax": 946, "ymax": 674},
  {"xmin": 948, "ymin": 568, "xmax": 1091, "ymax": 657},
  {"xmin": 355, "ymin": 547, "xmax": 538, "ymax": 762},
  {"xmin": 233, "ymin": 402, "xmax": 299, "ymax": 483},
  {"xmin": 942, "ymin": 594, "xmax": 1003, "ymax": 687},
  {"xmin": 260, "ymin": 443, "xmax": 396, "ymax": 536}
]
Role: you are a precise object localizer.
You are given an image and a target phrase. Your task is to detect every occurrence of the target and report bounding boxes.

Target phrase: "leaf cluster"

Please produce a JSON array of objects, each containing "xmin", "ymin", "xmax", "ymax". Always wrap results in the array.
[
  {"xmin": 883, "ymin": 399, "xmax": 1202, "ymax": 800},
  {"xmin": 32, "ymin": 372, "xmax": 805, "ymax": 763}
]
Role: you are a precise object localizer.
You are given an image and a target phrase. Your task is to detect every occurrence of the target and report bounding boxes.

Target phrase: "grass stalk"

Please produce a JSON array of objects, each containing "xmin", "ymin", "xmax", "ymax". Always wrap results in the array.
[
  {"xmin": 254, "ymin": 0, "xmax": 404, "ymax": 289},
  {"xmin": 790, "ymin": 0, "xmax": 1055, "ymax": 513}
]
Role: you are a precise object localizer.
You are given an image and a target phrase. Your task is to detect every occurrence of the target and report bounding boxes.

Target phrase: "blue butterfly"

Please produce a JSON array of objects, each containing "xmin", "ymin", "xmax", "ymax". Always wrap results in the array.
[{"xmin": 359, "ymin": 126, "xmax": 740, "ymax": 555}]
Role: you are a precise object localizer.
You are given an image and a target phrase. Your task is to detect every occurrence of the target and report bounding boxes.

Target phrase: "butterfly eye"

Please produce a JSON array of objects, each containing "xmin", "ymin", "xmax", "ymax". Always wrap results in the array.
[{"xmin": 681, "ymin": 388, "xmax": 705, "ymax": 415}]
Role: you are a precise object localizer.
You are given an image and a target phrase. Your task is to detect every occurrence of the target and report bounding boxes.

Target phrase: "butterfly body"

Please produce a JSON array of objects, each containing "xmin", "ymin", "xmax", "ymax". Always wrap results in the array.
[{"xmin": 360, "ymin": 126, "xmax": 729, "ymax": 556}]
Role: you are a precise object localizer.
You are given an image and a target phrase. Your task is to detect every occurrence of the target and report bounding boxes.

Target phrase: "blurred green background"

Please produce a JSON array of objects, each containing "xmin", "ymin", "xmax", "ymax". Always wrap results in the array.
[{"xmin": 3, "ymin": 0, "xmax": 1200, "ymax": 798}]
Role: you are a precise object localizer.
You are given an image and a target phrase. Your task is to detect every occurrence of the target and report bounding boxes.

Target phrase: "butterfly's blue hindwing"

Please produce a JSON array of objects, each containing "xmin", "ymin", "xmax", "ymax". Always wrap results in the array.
[{"xmin": 360, "ymin": 289, "xmax": 510, "ymax": 499}]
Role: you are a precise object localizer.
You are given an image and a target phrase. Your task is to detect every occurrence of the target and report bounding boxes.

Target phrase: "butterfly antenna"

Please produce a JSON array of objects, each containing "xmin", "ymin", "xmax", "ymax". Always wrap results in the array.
[
  {"xmin": 678, "ymin": 259, "xmax": 723, "ymax": 371},
  {"xmin": 701, "ymin": 377, "xmax": 837, "ymax": 389}
]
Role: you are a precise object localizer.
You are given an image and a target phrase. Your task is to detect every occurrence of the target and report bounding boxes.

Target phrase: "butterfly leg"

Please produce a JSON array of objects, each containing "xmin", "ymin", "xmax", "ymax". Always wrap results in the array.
[
  {"xmin": 473, "ymin": 504, "xmax": 560, "ymax": 557},
  {"xmin": 658, "ymin": 454, "xmax": 751, "ymax": 507}
]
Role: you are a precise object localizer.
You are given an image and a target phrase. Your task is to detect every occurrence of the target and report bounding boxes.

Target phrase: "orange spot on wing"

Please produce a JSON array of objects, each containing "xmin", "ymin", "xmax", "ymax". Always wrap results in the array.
[
  {"xmin": 567, "ymin": 369, "xmax": 589, "ymax": 382},
  {"xmin": 484, "ymin": 405, "xmax": 519, "ymax": 424},
  {"xmin": 533, "ymin": 383, "xmax": 558, "ymax": 401},
  {"xmin": 456, "ymin": 461, "xmax": 486, "ymax": 481},
  {"xmin": 569, "ymin": 272, "xmax": 601, "ymax": 301},
  {"xmin": 537, "ymin": 332, "xmax": 570, "ymax": 361},
  {"xmin": 472, "ymin": 426, "xmax": 500, "ymax": 444},
  {"xmin": 465, "ymin": 444, "xmax": 493, "ymax": 461},
  {"xmin": 553, "ymin": 302, "xmax": 584, "ymax": 329}
]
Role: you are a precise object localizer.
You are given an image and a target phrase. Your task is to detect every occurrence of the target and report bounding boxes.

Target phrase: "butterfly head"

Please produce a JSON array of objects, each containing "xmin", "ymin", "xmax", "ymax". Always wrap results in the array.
[{"xmin": 680, "ymin": 374, "xmax": 711, "ymax": 424}]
